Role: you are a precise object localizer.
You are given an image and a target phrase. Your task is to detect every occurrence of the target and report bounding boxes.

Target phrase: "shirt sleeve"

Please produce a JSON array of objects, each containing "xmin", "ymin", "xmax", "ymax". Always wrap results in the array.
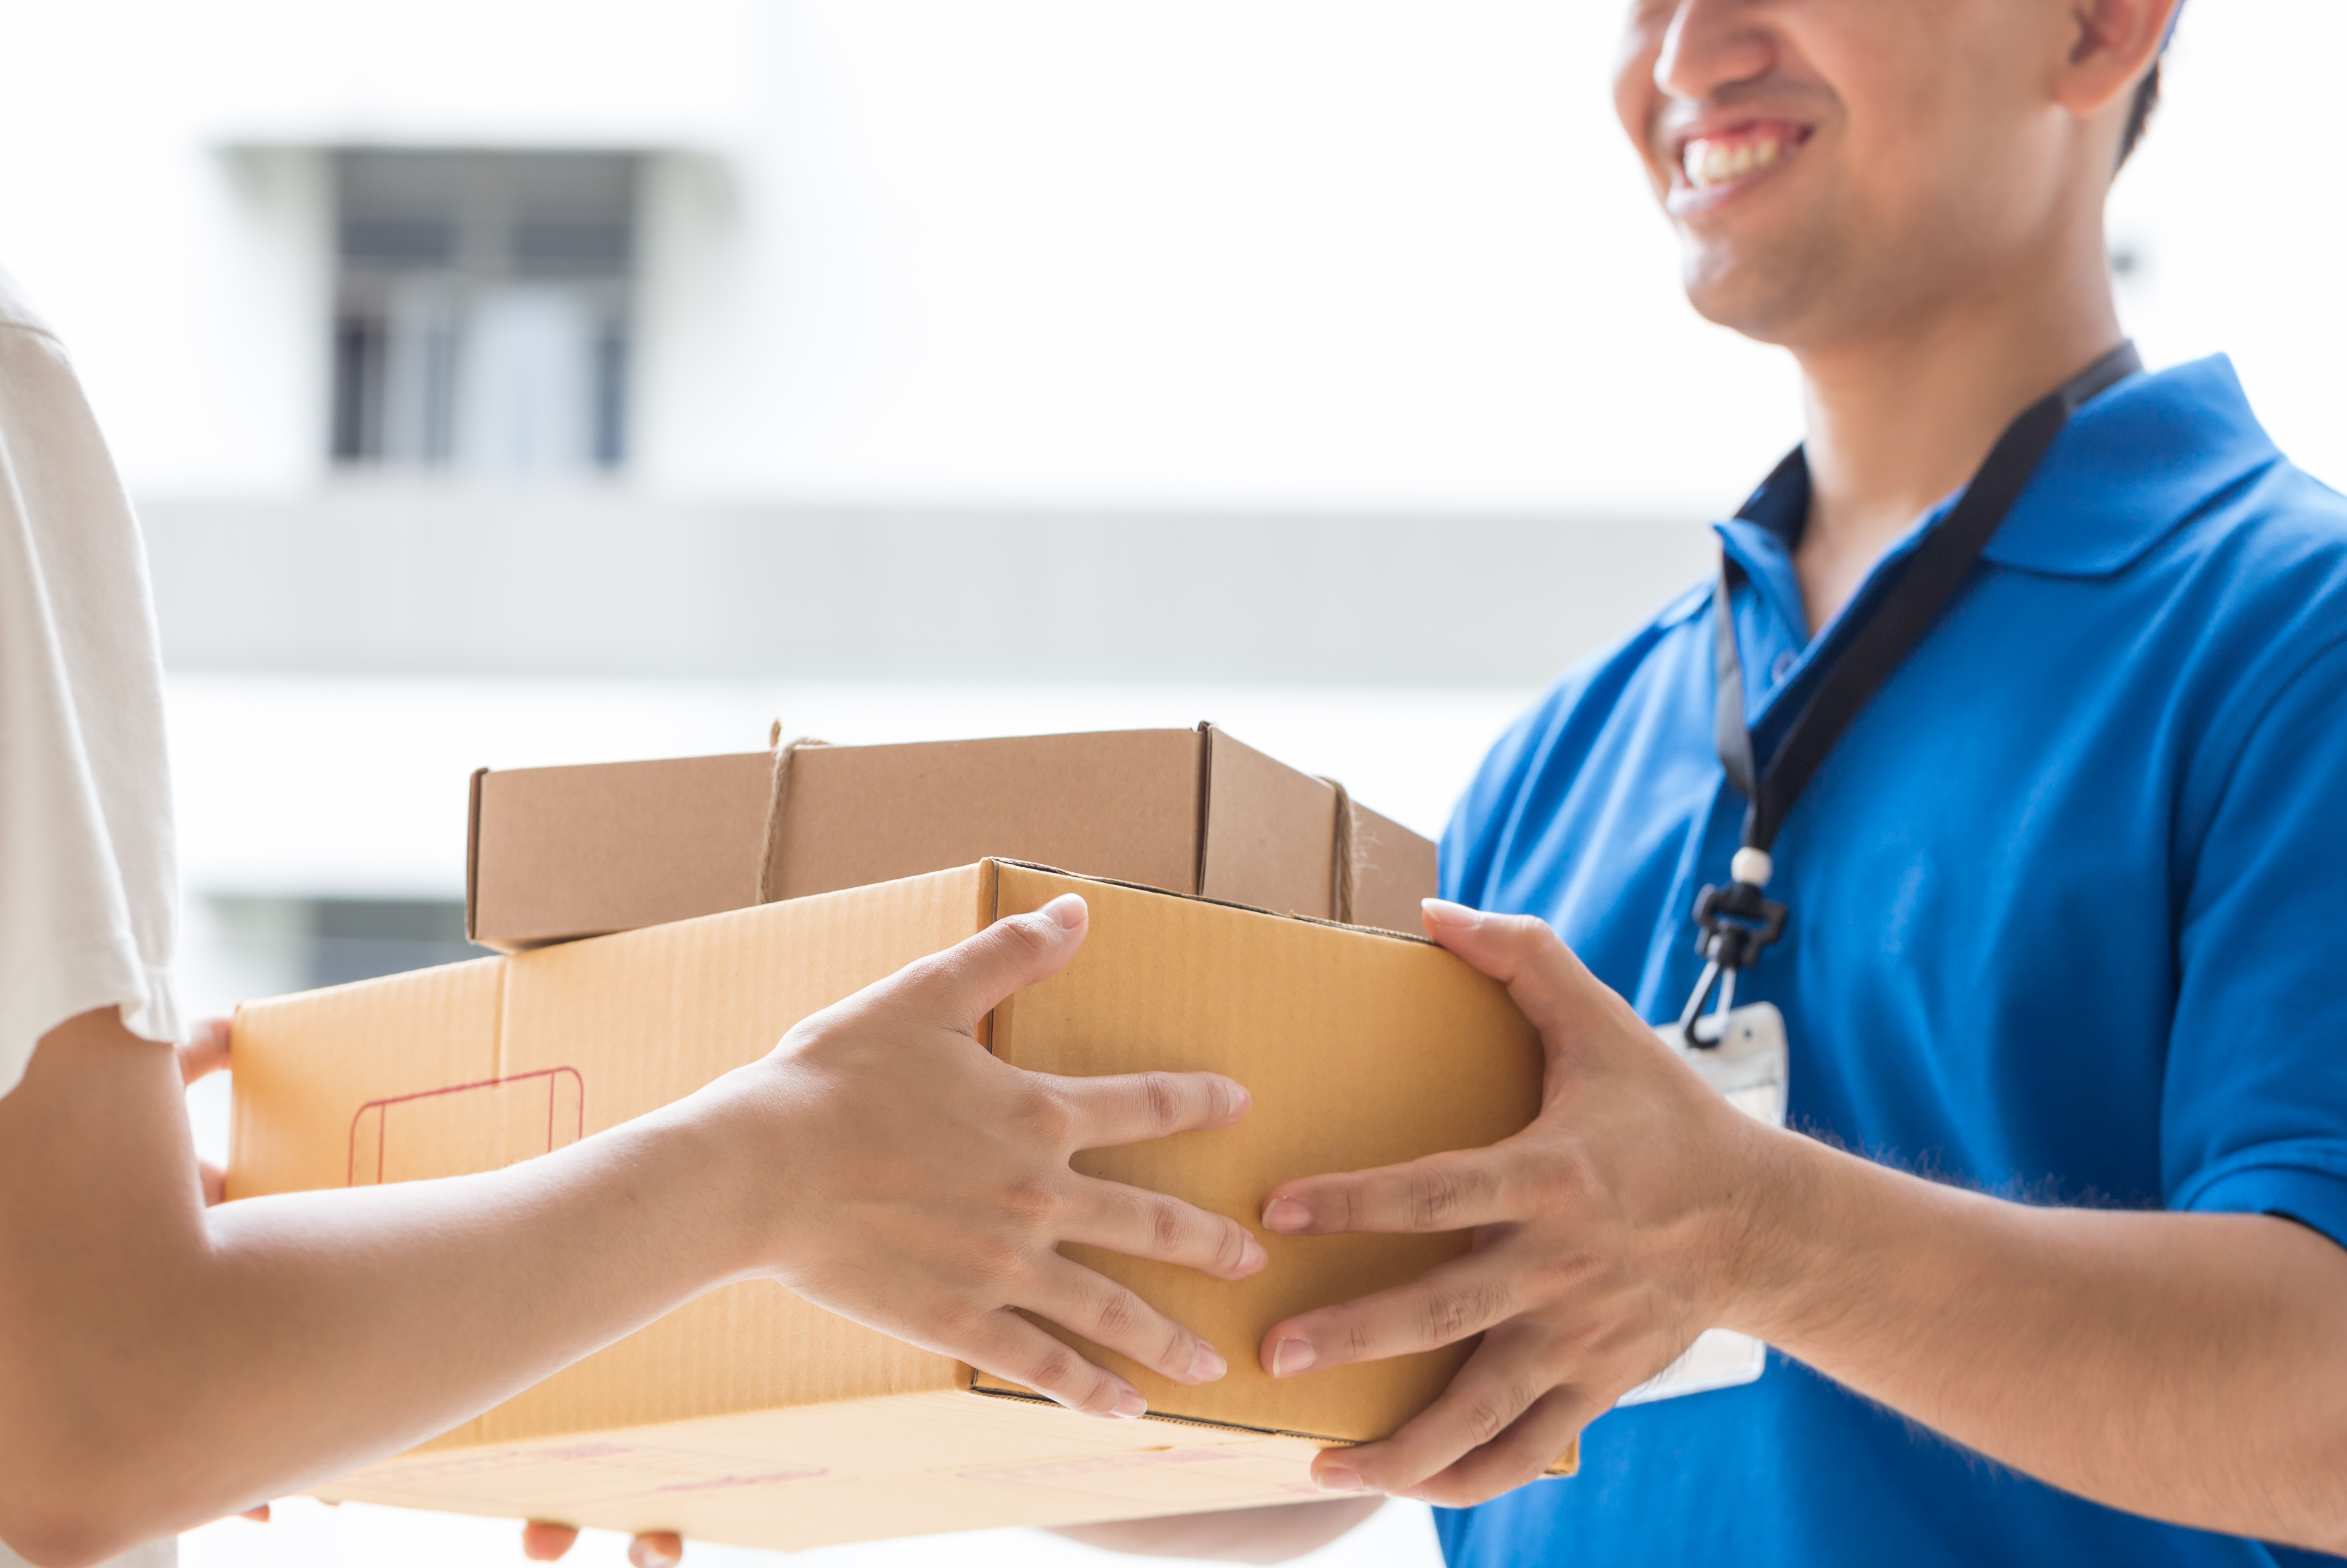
[
  {"xmin": 2164, "ymin": 630, "xmax": 2347, "ymax": 1249},
  {"xmin": 0, "ymin": 293, "xmax": 182, "ymax": 1101}
]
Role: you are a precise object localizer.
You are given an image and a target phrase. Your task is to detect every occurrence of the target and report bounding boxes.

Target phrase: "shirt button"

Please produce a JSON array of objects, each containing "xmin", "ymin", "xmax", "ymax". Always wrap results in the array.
[{"xmin": 1771, "ymin": 650, "xmax": 1798, "ymax": 682}]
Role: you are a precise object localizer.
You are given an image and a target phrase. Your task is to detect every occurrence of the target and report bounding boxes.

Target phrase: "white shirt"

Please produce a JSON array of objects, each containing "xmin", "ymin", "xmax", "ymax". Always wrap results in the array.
[
  {"xmin": 0, "ymin": 266, "xmax": 180, "ymax": 1568},
  {"xmin": 0, "ymin": 266, "xmax": 181, "ymax": 1097}
]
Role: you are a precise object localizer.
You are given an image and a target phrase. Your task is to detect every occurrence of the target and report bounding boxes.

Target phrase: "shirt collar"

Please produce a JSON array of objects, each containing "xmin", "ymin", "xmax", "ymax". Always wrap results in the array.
[
  {"xmin": 1981, "ymin": 354, "xmax": 2280, "ymax": 577},
  {"xmin": 1695, "ymin": 354, "xmax": 2281, "ymax": 596}
]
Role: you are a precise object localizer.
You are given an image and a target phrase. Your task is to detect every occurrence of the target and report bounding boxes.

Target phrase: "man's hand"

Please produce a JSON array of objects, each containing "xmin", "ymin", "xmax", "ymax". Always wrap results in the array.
[
  {"xmin": 522, "ymin": 1522, "xmax": 680, "ymax": 1567},
  {"xmin": 715, "ymin": 891, "xmax": 1265, "ymax": 1417},
  {"xmin": 1253, "ymin": 898, "xmax": 1777, "ymax": 1506}
]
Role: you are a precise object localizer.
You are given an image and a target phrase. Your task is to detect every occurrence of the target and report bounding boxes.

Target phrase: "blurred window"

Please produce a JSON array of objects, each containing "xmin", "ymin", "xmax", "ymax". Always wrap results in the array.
[
  {"xmin": 207, "ymin": 895, "xmax": 478, "ymax": 991},
  {"xmin": 329, "ymin": 150, "xmax": 635, "ymax": 474}
]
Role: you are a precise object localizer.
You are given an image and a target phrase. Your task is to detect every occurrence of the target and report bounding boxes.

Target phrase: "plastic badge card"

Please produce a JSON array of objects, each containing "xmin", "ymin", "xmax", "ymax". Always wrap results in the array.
[{"xmin": 1616, "ymin": 1001, "xmax": 1789, "ymax": 1406}]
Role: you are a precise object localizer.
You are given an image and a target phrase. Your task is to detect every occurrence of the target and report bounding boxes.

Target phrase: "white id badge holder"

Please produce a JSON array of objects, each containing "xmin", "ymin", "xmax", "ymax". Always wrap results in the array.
[{"xmin": 1615, "ymin": 999, "xmax": 1788, "ymax": 1406}]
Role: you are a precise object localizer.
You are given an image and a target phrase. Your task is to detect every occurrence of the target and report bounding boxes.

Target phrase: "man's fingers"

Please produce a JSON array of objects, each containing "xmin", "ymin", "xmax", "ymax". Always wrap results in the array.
[
  {"xmin": 1063, "ymin": 1177, "xmax": 1268, "ymax": 1281},
  {"xmin": 1398, "ymin": 1385, "xmax": 1594, "ymax": 1508},
  {"xmin": 521, "ymin": 1521, "xmax": 581, "ymax": 1561},
  {"xmin": 1054, "ymin": 1068, "xmax": 1252, "ymax": 1150},
  {"xmin": 1024, "ymin": 1255, "xmax": 1231, "ymax": 1387},
  {"xmin": 1310, "ymin": 1330, "xmax": 1561, "ymax": 1496},
  {"xmin": 960, "ymin": 1304, "xmax": 1149, "ymax": 1419},
  {"xmin": 896, "ymin": 894, "xmax": 1090, "ymax": 1035},
  {"xmin": 1260, "ymin": 1149, "xmax": 1508, "ymax": 1238},
  {"xmin": 177, "ymin": 1016, "xmax": 232, "ymax": 1087},
  {"xmin": 1259, "ymin": 1255, "xmax": 1518, "ymax": 1376},
  {"xmin": 629, "ymin": 1533, "xmax": 684, "ymax": 1568},
  {"xmin": 1417, "ymin": 901, "xmax": 1590, "ymax": 1038}
]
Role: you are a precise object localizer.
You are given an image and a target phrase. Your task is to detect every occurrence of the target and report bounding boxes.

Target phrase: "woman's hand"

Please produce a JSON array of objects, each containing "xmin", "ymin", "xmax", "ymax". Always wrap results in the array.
[
  {"xmin": 715, "ymin": 891, "xmax": 1267, "ymax": 1417},
  {"xmin": 177, "ymin": 1017, "xmax": 232, "ymax": 1207}
]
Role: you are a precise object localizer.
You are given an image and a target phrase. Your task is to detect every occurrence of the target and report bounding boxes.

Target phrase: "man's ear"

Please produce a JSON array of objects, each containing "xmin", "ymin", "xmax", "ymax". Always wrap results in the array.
[{"xmin": 2057, "ymin": 0, "xmax": 2178, "ymax": 118}]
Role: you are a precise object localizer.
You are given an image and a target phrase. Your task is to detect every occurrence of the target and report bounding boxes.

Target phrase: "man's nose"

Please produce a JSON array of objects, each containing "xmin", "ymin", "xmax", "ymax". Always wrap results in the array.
[{"xmin": 1653, "ymin": 0, "xmax": 1776, "ymax": 103}]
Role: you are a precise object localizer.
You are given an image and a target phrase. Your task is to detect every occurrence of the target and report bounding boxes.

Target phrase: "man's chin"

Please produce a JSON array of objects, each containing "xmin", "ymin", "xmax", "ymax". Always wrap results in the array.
[{"xmin": 1679, "ymin": 249, "xmax": 1821, "ymax": 348}]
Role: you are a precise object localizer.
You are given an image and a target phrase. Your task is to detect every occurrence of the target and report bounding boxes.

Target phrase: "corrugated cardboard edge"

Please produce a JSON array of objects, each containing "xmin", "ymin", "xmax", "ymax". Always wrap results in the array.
[
  {"xmin": 1191, "ymin": 722, "xmax": 1215, "ymax": 897},
  {"xmin": 989, "ymin": 861, "xmax": 1433, "ymax": 948},
  {"xmin": 465, "ymin": 767, "xmax": 488, "ymax": 945},
  {"xmin": 966, "ymin": 859, "xmax": 1576, "ymax": 1476}
]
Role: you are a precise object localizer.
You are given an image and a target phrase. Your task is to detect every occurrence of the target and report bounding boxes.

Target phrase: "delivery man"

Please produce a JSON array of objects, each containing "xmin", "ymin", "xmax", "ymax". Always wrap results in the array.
[
  {"xmin": 1071, "ymin": 0, "xmax": 2347, "ymax": 1563},
  {"xmin": 0, "ymin": 268, "xmax": 1267, "ymax": 1567}
]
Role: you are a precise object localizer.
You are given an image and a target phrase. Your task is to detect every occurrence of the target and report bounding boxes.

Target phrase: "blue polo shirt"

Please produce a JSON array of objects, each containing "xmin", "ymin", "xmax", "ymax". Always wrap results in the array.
[{"xmin": 1435, "ymin": 357, "xmax": 2347, "ymax": 1568}]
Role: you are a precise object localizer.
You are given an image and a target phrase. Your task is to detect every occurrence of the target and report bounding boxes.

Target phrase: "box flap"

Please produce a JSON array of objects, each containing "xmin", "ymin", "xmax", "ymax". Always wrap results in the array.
[
  {"xmin": 1345, "ymin": 802, "xmax": 1441, "ymax": 938},
  {"xmin": 471, "ymin": 753, "xmax": 775, "ymax": 951},
  {"xmin": 1197, "ymin": 728, "xmax": 1342, "ymax": 922},
  {"xmin": 765, "ymin": 732, "xmax": 1202, "ymax": 904}
]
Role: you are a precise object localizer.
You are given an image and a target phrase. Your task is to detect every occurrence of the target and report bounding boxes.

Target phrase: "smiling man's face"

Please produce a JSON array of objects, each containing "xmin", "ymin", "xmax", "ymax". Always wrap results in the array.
[{"xmin": 1615, "ymin": 0, "xmax": 2101, "ymax": 351}]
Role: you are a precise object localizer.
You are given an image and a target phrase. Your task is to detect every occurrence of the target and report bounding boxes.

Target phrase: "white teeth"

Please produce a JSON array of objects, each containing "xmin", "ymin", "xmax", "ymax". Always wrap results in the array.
[{"xmin": 1682, "ymin": 134, "xmax": 1786, "ymax": 190}]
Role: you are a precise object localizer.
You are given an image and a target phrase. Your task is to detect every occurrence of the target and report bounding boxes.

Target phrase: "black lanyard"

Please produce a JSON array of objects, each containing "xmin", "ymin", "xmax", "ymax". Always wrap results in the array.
[{"xmin": 1679, "ymin": 341, "xmax": 2143, "ymax": 1046}]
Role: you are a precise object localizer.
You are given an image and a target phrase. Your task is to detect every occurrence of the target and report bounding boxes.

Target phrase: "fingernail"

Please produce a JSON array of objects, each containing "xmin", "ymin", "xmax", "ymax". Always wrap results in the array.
[
  {"xmin": 1042, "ymin": 893, "xmax": 1088, "ymax": 930},
  {"xmin": 1263, "ymin": 1197, "xmax": 1312, "ymax": 1233},
  {"xmin": 1189, "ymin": 1342, "xmax": 1228, "ymax": 1382},
  {"xmin": 1226, "ymin": 1082, "xmax": 1252, "ymax": 1120},
  {"xmin": 1315, "ymin": 1464, "xmax": 1367, "ymax": 1493},
  {"xmin": 1110, "ymin": 1389, "xmax": 1147, "ymax": 1419},
  {"xmin": 1239, "ymin": 1234, "xmax": 1268, "ymax": 1274},
  {"xmin": 630, "ymin": 1543, "xmax": 680, "ymax": 1568},
  {"xmin": 1421, "ymin": 897, "xmax": 1483, "ymax": 930},
  {"xmin": 1271, "ymin": 1337, "xmax": 1316, "ymax": 1377}
]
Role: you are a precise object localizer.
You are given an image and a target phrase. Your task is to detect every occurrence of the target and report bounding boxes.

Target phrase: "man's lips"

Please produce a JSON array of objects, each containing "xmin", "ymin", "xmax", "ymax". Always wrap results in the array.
[{"xmin": 1663, "ymin": 119, "xmax": 1814, "ymax": 211}]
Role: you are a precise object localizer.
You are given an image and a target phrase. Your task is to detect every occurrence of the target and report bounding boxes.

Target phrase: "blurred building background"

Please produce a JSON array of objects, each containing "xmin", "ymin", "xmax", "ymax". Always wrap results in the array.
[{"xmin": 0, "ymin": 2, "xmax": 2339, "ymax": 1564}]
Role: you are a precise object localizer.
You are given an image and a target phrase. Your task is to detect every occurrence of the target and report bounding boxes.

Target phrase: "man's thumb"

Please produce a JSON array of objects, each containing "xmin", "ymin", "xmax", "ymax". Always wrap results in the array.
[{"xmin": 1420, "ymin": 899, "xmax": 1580, "ymax": 1036}]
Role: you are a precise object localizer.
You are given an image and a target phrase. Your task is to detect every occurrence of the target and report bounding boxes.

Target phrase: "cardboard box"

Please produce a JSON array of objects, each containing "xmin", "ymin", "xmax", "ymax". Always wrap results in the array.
[
  {"xmin": 231, "ymin": 861, "xmax": 1556, "ymax": 1550},
  {"xmin": 465, "ymin": 725, "xmax": 1436, "ymax": 951}
]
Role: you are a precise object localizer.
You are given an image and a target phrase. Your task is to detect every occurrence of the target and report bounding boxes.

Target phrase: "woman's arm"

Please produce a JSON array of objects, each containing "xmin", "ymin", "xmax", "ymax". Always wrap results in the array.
[{"xmin": 0, "ymin": 895, "xmax": 1265, "ymax": 1568}]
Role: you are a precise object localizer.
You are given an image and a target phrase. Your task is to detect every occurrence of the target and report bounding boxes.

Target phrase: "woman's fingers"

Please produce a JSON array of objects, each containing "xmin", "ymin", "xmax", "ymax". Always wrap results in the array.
[
  {"xmin": 893, "ymin": 895, "xmax": 1092, "ymax": 1036},
  {"xmin": 1260, "ymin": 1254, "xmax": 1519, "ymax": 1377},
  {"xmin": 1062, "ymin": 1177, "xmax": 1267, "ymax": 1281},
  {"xmin": 1022, "ymin": 1255, "xmax": 1232, "ymax": 1388},
  {"xmin": 1053, "ymin": 1069, "xmax": 1252, "ymax": 1150},
  {"xmin": 959, "ymin": 1304, "xmax": 1149, "ymax": 1418},
  {"xmin": 177, "ymin": 1016, "xmax": 232, "ymax": 1087}
]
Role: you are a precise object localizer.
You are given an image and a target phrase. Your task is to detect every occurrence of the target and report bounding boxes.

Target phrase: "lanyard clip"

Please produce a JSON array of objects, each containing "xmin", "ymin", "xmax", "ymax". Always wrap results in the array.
[{"xmin": 1679, "ymin": 848, "xmax": 1786, "ymax": 1048}]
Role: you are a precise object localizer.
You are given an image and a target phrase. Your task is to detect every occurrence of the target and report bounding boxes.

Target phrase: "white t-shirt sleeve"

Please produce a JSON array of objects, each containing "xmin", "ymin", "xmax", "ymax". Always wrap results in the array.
[{"xmin": 0, "ymin": 265, "xmax": 182, "ymax": 1100}]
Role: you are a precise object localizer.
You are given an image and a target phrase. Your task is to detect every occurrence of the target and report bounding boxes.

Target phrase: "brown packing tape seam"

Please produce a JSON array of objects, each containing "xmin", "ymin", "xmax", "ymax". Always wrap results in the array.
[{"xmin": 757, "ymin": 723, "xmax": 829, "ymax": 905}]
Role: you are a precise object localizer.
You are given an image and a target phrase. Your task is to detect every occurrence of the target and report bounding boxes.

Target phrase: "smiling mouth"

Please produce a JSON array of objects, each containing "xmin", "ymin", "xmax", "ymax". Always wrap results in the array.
[{"xmin": 1670, "ymin": 120, "xmax": 1813, "ymax": 202}]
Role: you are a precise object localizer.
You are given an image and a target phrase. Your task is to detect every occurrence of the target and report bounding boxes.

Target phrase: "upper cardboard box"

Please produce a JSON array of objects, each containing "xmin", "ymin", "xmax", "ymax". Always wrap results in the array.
[{"xmin": 466, "ymin": 724, "xmax": 1436, "ymax": 952}]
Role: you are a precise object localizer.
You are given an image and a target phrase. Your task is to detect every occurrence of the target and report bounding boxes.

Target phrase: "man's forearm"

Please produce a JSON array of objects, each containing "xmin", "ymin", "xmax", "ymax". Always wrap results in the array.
[{"xmin": 1734, "ymin": 1129, "xmax": 2347, "ymax": 1552}]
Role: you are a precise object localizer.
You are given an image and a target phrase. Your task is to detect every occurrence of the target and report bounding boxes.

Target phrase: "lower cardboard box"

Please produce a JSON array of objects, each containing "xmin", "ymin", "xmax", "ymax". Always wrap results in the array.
[{"xmin": 228, "ymin": 860, "xmax": 1560, "ymax": 1550}]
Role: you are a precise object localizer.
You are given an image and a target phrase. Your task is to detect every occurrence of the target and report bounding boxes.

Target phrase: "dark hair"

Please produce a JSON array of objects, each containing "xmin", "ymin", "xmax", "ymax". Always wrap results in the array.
[{"xmin": 2117, "ymin": 62, "xmax": 2161, "ymax": 168}]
